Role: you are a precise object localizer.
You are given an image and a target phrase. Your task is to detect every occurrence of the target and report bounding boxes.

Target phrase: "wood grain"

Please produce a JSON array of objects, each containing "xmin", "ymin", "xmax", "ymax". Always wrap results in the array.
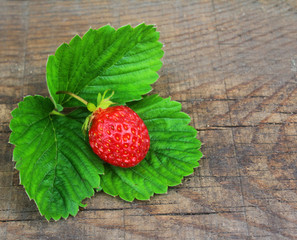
[{"xmin": 1, "ymin": 0, "xmax": 297, "ymax": 239}]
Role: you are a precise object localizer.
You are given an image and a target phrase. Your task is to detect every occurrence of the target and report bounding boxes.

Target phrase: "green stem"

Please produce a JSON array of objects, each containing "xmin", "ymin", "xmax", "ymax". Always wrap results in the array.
[
  {"xmin": 50, "ymin": 110, "xmax": 65, "ymax": 117},
  {"xmin": 56, "ymin": 91, "xmax": 96, "ymax": 112},
  {"xmin": 56, "ymin": 91, "xmax": 88, "ymax": 106}
]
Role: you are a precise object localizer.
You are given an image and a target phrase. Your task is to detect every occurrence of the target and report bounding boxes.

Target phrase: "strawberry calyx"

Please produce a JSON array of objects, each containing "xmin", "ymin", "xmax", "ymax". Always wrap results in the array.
[
  {"xmin": 56, "ymin": 90, "xmax": 115, "ymax": 135},
  {"xmin": 96, "ymin": 90, "xmax": 115, "ymax": 110}
]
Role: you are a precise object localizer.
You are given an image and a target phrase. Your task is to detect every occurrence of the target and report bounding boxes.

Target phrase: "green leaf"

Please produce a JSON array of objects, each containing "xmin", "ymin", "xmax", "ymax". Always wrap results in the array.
[
  {"xmin": 46, "ymin": 23, "xmax": 164, "ymax": 109},
  {"xmin": 9, "ymin": 96, "xmax": 104, "ymax": 220},
  {"xmin": 100, "ymin": 95, "xmax": 202, "ymax": 201}
]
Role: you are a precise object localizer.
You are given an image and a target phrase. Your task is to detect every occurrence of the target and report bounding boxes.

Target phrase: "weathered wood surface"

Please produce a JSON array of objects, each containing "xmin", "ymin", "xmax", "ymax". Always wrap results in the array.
[{"xmin": 1, "ymin": 0, "xmax": 297, "ymax": 239}]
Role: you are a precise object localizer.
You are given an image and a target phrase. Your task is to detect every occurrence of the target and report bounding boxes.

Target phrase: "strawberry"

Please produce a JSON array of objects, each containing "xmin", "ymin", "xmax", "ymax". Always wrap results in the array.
[
  {"xmin": 88, "ymin": 106, "xmax": 150, "ymax": 168},
  {"xmin": 56, "ymin": 90, "xmax": 150, "ymax": 168}
]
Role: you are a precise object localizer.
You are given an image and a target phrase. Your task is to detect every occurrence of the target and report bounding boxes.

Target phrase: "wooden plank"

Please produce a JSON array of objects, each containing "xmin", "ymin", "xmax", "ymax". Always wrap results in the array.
[{"xmin": 1, "ymin": 0, "xmax": 297, "ymax": 239}]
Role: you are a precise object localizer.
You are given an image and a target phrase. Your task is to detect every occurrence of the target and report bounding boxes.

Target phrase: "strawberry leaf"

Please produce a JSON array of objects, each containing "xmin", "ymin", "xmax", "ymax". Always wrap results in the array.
[
  {"xmin": 100, "ymin": 95, "xmax": 202, "ymax": 201},
  {"xmin": 9, "ymin": 24, "xmax": 202, "ymax": 220},
  {"xmin": 9, "ymin": 96, "xmax": 104, "ymax": 220},
  {"xmin": 46, "ymin": 23, "xmax": 164, "ymax": 110}
]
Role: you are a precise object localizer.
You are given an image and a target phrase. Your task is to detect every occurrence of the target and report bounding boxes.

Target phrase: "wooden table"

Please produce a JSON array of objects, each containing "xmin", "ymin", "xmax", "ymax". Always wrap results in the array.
[{"xmin": 1, "ymin": 1, "xmax": 297, "ymax": 239}]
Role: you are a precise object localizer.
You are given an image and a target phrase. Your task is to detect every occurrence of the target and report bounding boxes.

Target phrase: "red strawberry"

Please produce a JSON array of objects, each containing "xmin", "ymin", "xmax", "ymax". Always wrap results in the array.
[
  {"xmin": 56, "ymin": 90, "xmax": 150, "ymax": 168},
  {"xmin": 88, "ymin": 106, "xmax": 150, "ymax": 168}
]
